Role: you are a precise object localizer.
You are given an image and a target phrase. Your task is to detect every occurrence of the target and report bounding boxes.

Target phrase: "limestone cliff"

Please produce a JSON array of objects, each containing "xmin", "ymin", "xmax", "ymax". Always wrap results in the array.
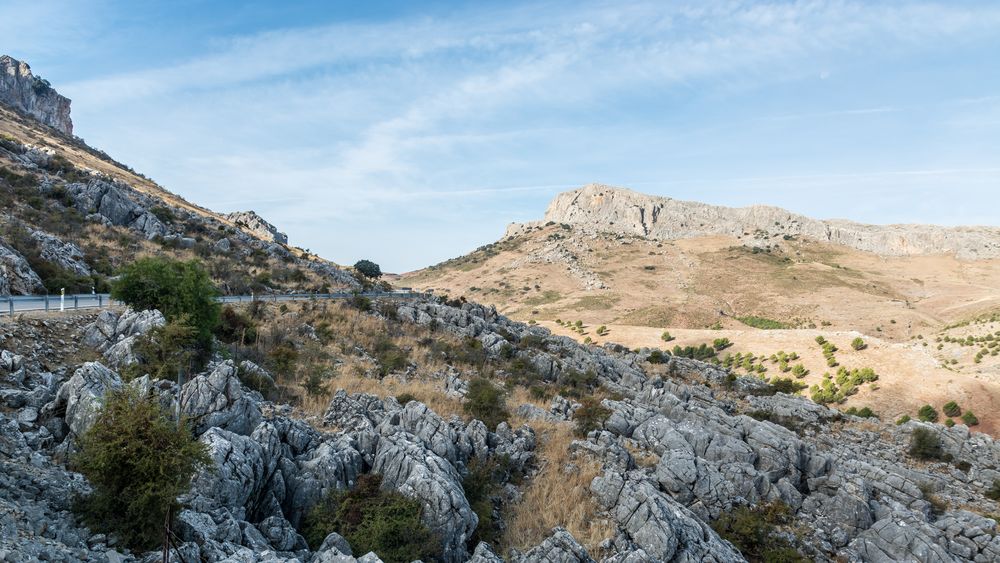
[
  {"xmin": 225, "ymin": 210, "xmax": 289, "ymax": 245},
  {"xmin": 507, "ymin": 183, "xmax": 1000, "ymax": 259},
  {"xmin": 0, "ymin": 55, "xmax": 72, "ymax": 135}
]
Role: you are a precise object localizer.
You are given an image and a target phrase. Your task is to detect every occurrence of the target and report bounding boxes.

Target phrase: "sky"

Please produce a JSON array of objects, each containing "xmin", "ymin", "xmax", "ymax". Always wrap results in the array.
[{"xmin": 3, "ymin": 0, "xmax": 999, "ymax": 272}]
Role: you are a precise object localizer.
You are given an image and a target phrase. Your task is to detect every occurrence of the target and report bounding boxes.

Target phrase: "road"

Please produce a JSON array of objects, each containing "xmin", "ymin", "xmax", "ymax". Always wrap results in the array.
[{"xmin": 0, "ymin": 291, "xmax": 424, "ymax": 317}]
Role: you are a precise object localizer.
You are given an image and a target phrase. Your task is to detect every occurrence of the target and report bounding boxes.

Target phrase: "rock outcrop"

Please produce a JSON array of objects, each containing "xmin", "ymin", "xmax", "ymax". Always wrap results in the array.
[
  {"xmin": 0, "ymin": 55, "xmax": 73, "ymax": 135},
  {"xmin": 226, "ymin": 211, "xmax": 289, "ymax": 245},
  {"xmin": 0, "ymin": 241, "xmax": 43, "ymax": 295},
  {"xmin": 507, "ymin": 183, "xmax": 1000, "ymax": 259}
]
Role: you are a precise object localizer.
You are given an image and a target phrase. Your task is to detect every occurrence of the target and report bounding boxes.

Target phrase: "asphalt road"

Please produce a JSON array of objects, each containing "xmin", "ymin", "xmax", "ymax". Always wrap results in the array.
[{"xmin": 0, "ymin": 291, "xmax": 423, "ymax": 317}]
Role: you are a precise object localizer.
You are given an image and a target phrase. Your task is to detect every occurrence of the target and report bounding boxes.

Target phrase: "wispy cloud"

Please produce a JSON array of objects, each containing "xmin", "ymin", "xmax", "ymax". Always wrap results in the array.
[{"xmin": 29, "ymin": 0, "xmax": 1000, "ymax": 269}]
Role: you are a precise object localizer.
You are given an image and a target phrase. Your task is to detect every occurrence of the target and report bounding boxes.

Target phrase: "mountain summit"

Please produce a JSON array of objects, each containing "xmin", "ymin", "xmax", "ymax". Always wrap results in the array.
[
  {"xmin": 507, "ymin": 183, "xmax": 1000, "ymax": 259},
  {"xmin": 0, "ymin": 55, "xmax": 73, "ymax": 135}
]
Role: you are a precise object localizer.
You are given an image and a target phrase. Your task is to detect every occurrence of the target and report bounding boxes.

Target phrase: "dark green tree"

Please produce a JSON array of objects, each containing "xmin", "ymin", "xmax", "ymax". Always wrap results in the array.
[
  {"xmin": 72, "ymin": 387, "xmax": 210, "ymax": 550},
  {"xmin": 354, "ymin": 259, "xmax": 382, "ymax": 279},
  {"xmin": 111, "ymin": 257, "xmax": 221, "ymax": 352}
]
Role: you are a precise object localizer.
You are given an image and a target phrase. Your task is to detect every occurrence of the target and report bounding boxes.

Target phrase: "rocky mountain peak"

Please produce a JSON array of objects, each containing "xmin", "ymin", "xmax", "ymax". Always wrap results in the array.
[
  {"xmin": 0, "ymin": 55, "xmax": 73, "ymax": 135},
  {"xmin": 509, "ymin": 183, "xmax": 1000, "ymax": 259}
]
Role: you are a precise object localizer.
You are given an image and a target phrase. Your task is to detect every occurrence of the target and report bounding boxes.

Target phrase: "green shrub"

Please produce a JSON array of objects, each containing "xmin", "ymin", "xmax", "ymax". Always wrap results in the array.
[
  {"xmin": 815, "ymin": 336, "xmax": 827, "ymax": 345},
  {"xmin": 647, "ymin": 349, "xmax": 668, "ymax": 364},
  {"xmin": 72, "ymin": 387, "xmax": 210, "ymax": 550},
  {"xmin": 573, "ymin": 397, "xmax": 611, "ymax": 437},
  {"xmin": 112, "ymin": 257, "xmax": 220, "ymax": 353},
  {"xmin": 462, "ymin": 456, "xmax": 512, "ymax": 546},
  {"xmin": 896, "ymin": 414, "xmax": 911, "ymax": 425},
  {"xmin": 301, "ymin": 474, "xmax": 439, "ymax": 562},
  {"xmin": 986, "ymin": 480, "xmax": 1000, "ymax": 501},
  {"xmin": 917, "ymin": 405, "xmax": 939, "ymax": 423},
  {"xmin": 945, "ymin": 418, "xmax": 955, "ymax": 428},
  {"xmin": 844, "ymin": 406, "xmax": 877, "ymax": 418},
  {"xmin": 125, "ymin": 316, "xmax": 198, "ymax": 381},
  {"xmin": 661, "ymin": 331, "xmax": 674, "ymax": 342},
  {"xmin": 961, "ymin": 411, "xmax": 979, "ymax": 426},
  {"xmin": 464, "ymin": 378, "xmax": 508, "ymax": 429},
  {"xmin": 851, "ymin": 337, "xmax": 867, "ymax": 351},
  {"xmin": 215, "ymin": 305, "xmax": 258, "ymax": 344},
  {"xmin": 909, "ymin": 427, "xmax": 943, "ymax": 460},
  {"xmin": 711, "ymin": 502, "xmax": 808, "ymax": 563},
  {"xmin": 373, "ymin": 337, "xmax": 409, "ymax": 376},
  {"xmin": 790, "ymin": 364, "xmax": 808, "ymax": 378},
  {"xmin": 713, "ymin": 338, "xmax": 732, "ymax": 351},
  {"xmin": 942, "ymin": 401, "xmax": 961, "ymax": 417},
  {"xmin": 767, "ymin": 378, "xmax": 807, "ymax": 395}
]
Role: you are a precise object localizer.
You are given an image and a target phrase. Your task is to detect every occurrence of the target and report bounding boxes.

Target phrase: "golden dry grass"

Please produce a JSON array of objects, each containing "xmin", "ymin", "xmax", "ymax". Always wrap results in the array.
[{"xmin": 502, "ymin": 418, "xmax": 616, "ymax": 556}]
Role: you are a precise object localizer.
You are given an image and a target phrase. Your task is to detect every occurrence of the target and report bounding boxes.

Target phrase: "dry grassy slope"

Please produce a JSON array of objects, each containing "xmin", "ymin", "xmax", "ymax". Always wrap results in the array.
[
  {"xmin": 0, "ymin": 106, "xmax": 315, "ymax": 262},
  {"xmin": 402, "ymin": 223, "xmax": 1000, "ymax": 432},
  {"xmin": 402, "ymin": 224, "xmax": 1000, "ymax": 338}
]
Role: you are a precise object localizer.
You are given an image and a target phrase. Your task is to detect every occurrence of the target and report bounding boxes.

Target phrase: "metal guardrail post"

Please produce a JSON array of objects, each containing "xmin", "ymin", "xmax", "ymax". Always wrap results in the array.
[
  {"xmin": 45, "ymin": 295, "xmax": 49, "ymax": 312},
  {"xmin": 7, "ymin": 297, "xmax": 11, "ymax": 317},
  {"xmin": 74, "ymin": 295, "xmax": 79, "ymax": 310}
]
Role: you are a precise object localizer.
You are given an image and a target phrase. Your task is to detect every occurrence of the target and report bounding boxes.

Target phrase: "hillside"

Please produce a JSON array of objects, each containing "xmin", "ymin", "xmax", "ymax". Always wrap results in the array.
[
  {"xmin": 401, "ymin": 184, "xmax": 1000, "ymax": 428},
  {"xmin": 0, "ymin": 55, "xmax": 359, "ymax": 296}
]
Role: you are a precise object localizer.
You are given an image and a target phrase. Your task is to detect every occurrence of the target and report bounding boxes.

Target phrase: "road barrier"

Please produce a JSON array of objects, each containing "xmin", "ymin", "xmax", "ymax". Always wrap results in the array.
[{"xmin": 0, "ymin": 291, "xmax": 425, "ymax": 317}]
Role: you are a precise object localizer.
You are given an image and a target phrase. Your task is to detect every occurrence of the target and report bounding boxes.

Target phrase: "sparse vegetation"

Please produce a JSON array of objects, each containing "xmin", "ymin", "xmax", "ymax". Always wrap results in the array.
[
  {"xmin": 301, "ymin": 473, "xmax": 439, "ymax": 562},
  {"xmin": 736, "ymin": 316, "xmax": 789, "ymax": 330},
  {"xmin": 711, "ymin": 502, "xmax": 808, "ymax": 563},
  {"xmin": 909, "ymin": 427, "xmax": 943, "ymax": 460},
  {"xmin": 851, "ymin": 337, "xmax": 867, "ymax": 351},
  {"xmin": 573, "ymin": 397, "xmax": 611, "ymax": 437}
]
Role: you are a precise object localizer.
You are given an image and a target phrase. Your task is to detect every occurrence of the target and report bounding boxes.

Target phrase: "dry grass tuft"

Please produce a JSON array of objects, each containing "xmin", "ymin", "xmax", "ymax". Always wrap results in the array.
[{"xmin": 502, "ymin": 418, "xmax": 616, "ymax": 557}]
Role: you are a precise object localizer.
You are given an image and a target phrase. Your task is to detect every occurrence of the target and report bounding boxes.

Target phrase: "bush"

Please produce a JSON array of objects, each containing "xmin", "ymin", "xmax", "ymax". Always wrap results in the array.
[
  {"xmin": 767, "ymin": 378, "xmax": 807, "ymax": 395},
  {"xmin": 791, "ymin": 364, "xmax": 808, "ymax": 378},
  {"xmin": 215, "ymin": 305, "xmax": 258, "ymax": 344},
  {"xmin": 661, "ymin": 331, "xmax": 674, "ymax": 342},
  {"xmin": 961, "ymin": 411, "xmax": 979, "ymax": 426},
  {"xmin": 711, "ymin": 502, "xmax": 807, "ymax": 562},
  {"xmin": 573, "ymin": 397, "xmax": 611, "ymax": 437},
  {"xmin": 301, "ymin": 474, "xmax": 439, "ymax": 562},
  {"xmin": 909, "ymin": 427, "xmax": 943, "ymax": 460},
  {"xmin": 713, "ymin": 338, "xmax": 732, "ymax": 351},
  {"xmin": 353, "ymin": 260, "xmax": 382, "ymax": 280},
  {"xmin": 112, "ymin": 257, "xmax": 220, "ymax": 353},
  {"xmin": 942, "ymin": 401, "xmax": 961, "ymax": 417},
  {"xmin": 462, "ymin": 456, "xmax": 512, "ymax": 546},
  {"xmin": 917, "ymin": 405, "xmax": 939, "ymax": 423},
  {"xmin": 851, "ymin": 337, "xmax": 867, "ymax": 351},
  {"xmin": 72, "ymin": 387, "xmax": 210, "ymax": 550},
  {"xmin": 647, "ymin": 349, "xmax": 668, "ymax": 364},
  {"xmin": 986, "ymin": 480, "xmax": 1000, "ymax": 501},
  {"xmin": 896, "ymin": 414, "xmax": 911, "ymax": 425},
  {"xmin": 464, "ymin": 378, "xmax": 508, "ymax": 429},
  {"xmin": 125, "ymin": 316, "xmax": 198, "ymax": 381}
]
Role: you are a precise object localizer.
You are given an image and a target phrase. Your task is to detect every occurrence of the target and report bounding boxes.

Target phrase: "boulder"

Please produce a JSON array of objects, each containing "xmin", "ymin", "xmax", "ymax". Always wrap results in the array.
[
  {"xmin": 47, "ymin": 362, "xmax": 122, "ymax": 439},
  {"xmin": 179, "ymin": 361, "xmax": 262, "ymax": 436}
]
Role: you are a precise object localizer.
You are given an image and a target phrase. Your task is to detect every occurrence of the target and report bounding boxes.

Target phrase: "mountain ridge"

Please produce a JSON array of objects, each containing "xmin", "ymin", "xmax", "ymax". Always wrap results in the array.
[{"xmin": 505, "ymin": 183, "xmax": 1000, "ymax": 259}]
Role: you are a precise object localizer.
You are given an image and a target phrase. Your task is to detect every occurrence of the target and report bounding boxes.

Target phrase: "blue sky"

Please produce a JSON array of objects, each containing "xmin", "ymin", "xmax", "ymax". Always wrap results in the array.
[{"xmin": 4, "ymin": 1, "xmax": 1000, "ymax": 271}]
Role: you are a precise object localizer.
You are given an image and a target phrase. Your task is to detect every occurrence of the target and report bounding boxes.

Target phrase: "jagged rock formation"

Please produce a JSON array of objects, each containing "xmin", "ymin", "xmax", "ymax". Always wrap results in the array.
[
  {"xmin": 0, "ymin": 55, "xmax": 73, "ymax": 135},
  {"xmin": 226, "ymin": 211, "xmax": 289, "ymax": 245},
  {"xmin": 4, "ymin": 299, "xmax": 1000, "ymax": 560},
  {"xmin": 507, "ymin": 183, "xmax": 1000, "ymax": 259}
]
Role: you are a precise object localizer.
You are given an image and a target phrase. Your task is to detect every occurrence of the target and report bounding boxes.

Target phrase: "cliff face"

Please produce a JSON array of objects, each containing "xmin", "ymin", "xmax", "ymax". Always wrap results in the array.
[
  {"xmin": 510, "ymin": 183, "xmax": 1000, "ymax": 259},
  {"xmin": 0, "ymin": 55, "xmax": 73, "ymax": 135}
]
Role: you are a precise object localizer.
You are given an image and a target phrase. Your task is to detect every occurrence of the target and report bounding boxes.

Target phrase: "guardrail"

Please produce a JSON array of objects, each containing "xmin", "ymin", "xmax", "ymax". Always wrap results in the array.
[{"xmin": 0, "ymin": 291, "xmax": 425, "ymax": 317}]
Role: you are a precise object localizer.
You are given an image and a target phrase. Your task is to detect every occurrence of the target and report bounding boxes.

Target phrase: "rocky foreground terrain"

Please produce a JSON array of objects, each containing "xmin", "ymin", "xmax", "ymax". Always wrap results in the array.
[{"xmin": 3, "ymin": 296, "xmax": 1000, "ymax": 562}]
